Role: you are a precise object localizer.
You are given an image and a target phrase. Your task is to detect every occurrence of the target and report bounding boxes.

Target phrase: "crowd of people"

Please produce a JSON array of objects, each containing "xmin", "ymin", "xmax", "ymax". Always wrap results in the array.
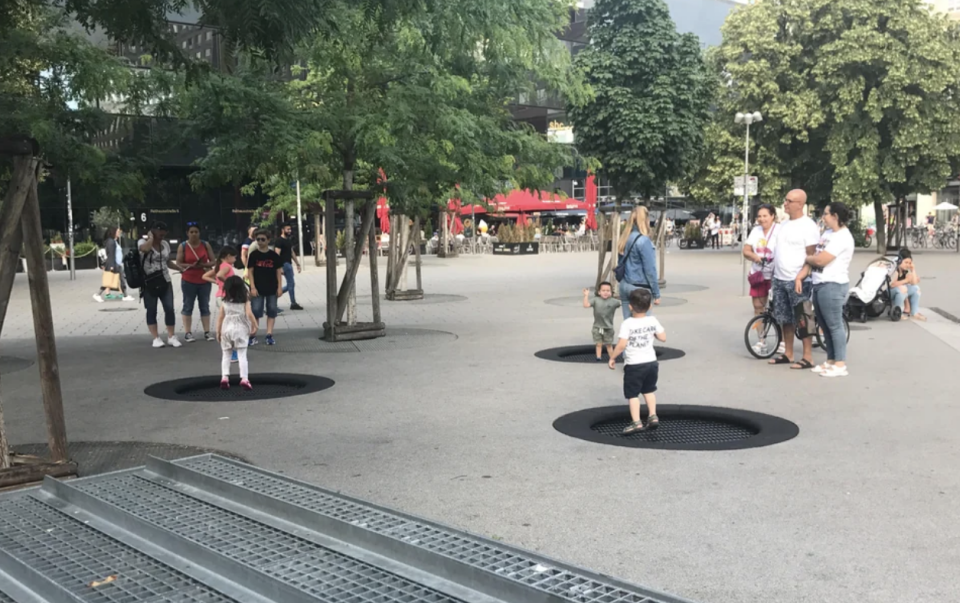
[{"xmin": 94, "ymin": 220, "xmax": 306, "ymax": 388}]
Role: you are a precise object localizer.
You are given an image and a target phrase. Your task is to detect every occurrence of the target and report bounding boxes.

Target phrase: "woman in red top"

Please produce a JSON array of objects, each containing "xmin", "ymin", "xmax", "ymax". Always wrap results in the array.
[{"xmin": 176, "ymin": 222, "xmax": 216, "ymax": 342}]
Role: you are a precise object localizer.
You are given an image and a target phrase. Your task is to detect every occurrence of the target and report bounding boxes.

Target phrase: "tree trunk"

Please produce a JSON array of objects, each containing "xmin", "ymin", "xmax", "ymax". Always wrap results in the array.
[
  {"xmin": 386, "ymin": 214, "xmax": 397, "ymax": 293},
  {"xmin": 595, "ymin": 212, "xmax": 607, "ymax": 290},
  {"xmin": 314, "ymin": 212, "xmax": 323, "ymax": 267},
  {"xmin": 367, "ymin": 226, "xmax": 381, "ymax": 324},
  {"xmin": 0, "ymin": 156, "xmax": 38, "ymax": 336},
  {"xmin": 21, "ymin": 174, "xmax": 69, "ymax": 463},
  {"xmin": 448, "ymin": 212, "xmax": 459, "ymax": 258},
  {"xmin": 335, "ymin": 199, "xmax": 377, "ymax": 324},
  {"xmin": 324, "ymin": 195, "xmax": 337, "ymax": 338},
  {"xmin": 655, "ymin": 211, "xmax": 666, "ymax": 287},
  {"xmin": 438, "ymin": 213, "xmax": 448, "ymax": 258},
  {"xmin": 0, "ymin": 387, "xmax": 9, "ymax": 469},
  {"xmin": 414, "ymin": 216, "xmax": 423, "ymax": 291},
  {"xmin": 343, "ymin": 166, "xmax": 357, "ymax": 325}
]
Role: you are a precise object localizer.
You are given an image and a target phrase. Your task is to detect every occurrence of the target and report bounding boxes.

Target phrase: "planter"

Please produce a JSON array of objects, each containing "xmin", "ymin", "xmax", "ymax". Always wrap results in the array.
[
  {"xmin": 73, "ymin": 254, "xmax": 99, "ymax": 270},
  {"xmin": 679, "ymin": 238, "xmax": 705, "ymax": 250},
  {"xmin": 492, "ymin": 242, "xmax": 540, "ymax": 255}
]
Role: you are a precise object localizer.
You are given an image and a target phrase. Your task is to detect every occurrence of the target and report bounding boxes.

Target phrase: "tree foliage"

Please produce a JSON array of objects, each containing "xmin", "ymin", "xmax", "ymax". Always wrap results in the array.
[
  {"xmin": 0, "ymin": 3, "xmax": 172, "ymax": 201},
  {"xmin": 184, "ymin": 0, "xmax": 587, "ymax": 218},
  {"xmin": 692, "ymin": 0, "xmax": 960, "ymax": 214},
  {"xmin": 566, "ymin": 0, "xmax": 711, "ymax": 200}
]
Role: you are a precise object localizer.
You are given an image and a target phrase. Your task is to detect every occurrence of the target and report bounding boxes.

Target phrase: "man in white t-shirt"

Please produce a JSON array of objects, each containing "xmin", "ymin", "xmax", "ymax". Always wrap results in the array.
[{"xmin": 769, "ymin": 189, "xmax": 820, "ymax": 370}]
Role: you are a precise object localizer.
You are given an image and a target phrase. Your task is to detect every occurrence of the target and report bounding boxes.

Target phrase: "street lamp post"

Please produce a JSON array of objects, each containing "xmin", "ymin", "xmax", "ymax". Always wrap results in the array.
[{"xmin": 735, "ymin": 111, "xmax": 762, "ymax": 296}]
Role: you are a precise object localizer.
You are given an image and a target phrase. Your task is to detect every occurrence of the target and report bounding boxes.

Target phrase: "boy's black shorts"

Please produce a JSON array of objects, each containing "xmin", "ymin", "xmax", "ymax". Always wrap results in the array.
[{"xmin": 623, "ymin": 361, "xmax": 659, "ymax": 399}]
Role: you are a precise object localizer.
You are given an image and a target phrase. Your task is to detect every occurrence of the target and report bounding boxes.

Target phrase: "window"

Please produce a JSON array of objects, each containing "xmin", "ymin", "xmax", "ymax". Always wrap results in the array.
[
  {"xmin": 205, "ymin": 48, "xmax": 212, "ymax": 58},
  {"xmin": 181, "ymin": 41, "xmax": 187, "ymax": 49},
  {"xmin": 206, "ymin": 31, "xmax": 213, "ymax": 41},
  {"xmin": 187, "ymin": 38, "xmax": 193, "ymax": 47},
  {"xmin": 196, "ymin": 51, "xmax": 202, "ymax": 59}
]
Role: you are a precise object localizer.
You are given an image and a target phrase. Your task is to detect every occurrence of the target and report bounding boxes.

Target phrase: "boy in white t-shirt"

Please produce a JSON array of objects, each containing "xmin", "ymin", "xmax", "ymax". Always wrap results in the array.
[{"xmin": 609, "ymin": 288, "xmax": 666, "ymax": 434}]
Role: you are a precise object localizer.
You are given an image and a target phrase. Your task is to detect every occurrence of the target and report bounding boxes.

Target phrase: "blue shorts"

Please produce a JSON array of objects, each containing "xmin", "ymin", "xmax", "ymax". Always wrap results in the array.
[
  {"xmin": 251, "ymin": 295, "xmax": 278, "ymax": 319},
  {"xmin": 771, "ymin": 278, "xmax": 811, "ymax": 325}
]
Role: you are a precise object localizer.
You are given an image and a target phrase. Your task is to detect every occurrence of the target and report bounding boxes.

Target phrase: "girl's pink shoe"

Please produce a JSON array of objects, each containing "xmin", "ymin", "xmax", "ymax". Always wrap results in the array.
[
  {"xmin": 240, "ymin": 379, "xmax": 252, "ymax": 391},
  {"xmin": 220, "ymin": 378, "xmax": 229, "ymax": 390}
]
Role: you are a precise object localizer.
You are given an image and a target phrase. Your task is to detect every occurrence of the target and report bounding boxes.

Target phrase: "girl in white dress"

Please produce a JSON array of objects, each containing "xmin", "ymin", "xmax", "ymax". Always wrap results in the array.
[{"xmin": 216, "ymin": 276, "xmax": 258, "ymax": 390}]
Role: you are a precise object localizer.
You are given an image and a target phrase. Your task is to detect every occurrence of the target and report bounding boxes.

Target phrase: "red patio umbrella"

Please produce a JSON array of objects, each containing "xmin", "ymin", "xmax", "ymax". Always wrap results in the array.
[
  {"xmin": 448, "ymin": 198, "xmax": 464, "ymax": 235},
  {"xmin": 584, "ymin": 174, "xmax": 598, "ymax": 231},
  {"xmin": 376, "ymin": 169, "xmax": 390, "ymax": 233}
]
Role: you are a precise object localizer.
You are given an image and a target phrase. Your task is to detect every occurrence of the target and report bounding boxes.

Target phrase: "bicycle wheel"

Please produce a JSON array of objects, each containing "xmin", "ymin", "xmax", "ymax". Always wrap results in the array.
[
  {"xmin": 816, "ymin": 316, "xmax": 851, "ymax": 350},
  {"xmin": 745, "ymin": 314, "xmax": 782, "ymax": 359}
]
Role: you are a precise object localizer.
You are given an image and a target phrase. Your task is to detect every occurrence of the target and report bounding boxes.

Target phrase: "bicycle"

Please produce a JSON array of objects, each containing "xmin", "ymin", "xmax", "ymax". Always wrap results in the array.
[{"xmin": 744, "ymin": 290, "xmax": 850, "ymax": 360}]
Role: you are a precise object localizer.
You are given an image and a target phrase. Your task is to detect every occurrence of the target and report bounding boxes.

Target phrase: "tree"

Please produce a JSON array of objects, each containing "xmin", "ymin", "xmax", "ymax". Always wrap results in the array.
[
  {"xmin": 701, "ymin": 0, "xmax": 960, "ymax": 249},
  {"xmin": 566, "ymin": 0, "xmax": 710, "ymax": 287},
  {"xmin": 184, "ymin": 0, "xmax": 584, "ymax": 334},
  {"xmin": 566, "ymin": 0, "xmax": 711, "ymax": 201}
]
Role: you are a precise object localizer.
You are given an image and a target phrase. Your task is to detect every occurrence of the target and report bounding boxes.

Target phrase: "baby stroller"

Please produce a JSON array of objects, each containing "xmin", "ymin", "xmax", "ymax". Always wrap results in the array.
[{"xmin": 844, "ymin": 251, "xmax": 902, "ymax": 323}]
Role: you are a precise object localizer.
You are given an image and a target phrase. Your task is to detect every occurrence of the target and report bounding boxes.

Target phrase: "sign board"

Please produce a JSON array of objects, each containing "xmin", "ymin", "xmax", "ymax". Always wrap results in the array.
[
  {"xmin": 734, "ymin": 176, "xmax": 758, "ymax": 196},
  {"xmin": 547, "ymin": 121, "xmax": 575, "ymax": 145},
  {"xmin": 492, "ymin": 242, "xmax": 540, "ymax": 255}
]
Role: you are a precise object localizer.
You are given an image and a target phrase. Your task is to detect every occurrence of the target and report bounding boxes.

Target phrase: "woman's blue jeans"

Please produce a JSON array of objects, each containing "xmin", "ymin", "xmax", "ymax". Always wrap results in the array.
[
  {"xmin": 618, "ymin": 282, "xmax": 653, "ymax": 319},
  {"xmin": 813, "ymin": 282, "xmax": 848, "ymax": 362},
  {"xmin": 891, "ymin": 284, "xmax": 921, "ymax": 316}
]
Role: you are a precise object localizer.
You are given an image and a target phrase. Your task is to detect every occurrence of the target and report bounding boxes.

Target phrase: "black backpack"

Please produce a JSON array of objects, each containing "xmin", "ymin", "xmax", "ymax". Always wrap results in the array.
[{"xmin": 123, "ymin": 248, "xmax": 146, "ymax": 289}]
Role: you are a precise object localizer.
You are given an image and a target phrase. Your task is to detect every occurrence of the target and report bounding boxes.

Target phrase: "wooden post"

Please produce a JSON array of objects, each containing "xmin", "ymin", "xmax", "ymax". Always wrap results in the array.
[
  {"xmin": 344, "ymin": 199, "xmax": 356, "ymax": 325},
  {"xmin": 386, "ymin": 214, "xmax": 397, "ymax": 293},
  {"xmin": 20, "ymin": 175, "xmax": 69, "ymax": 463},
  {"xmin": 368, "ymin": 225, "xmax": 381, "ymax": 325},
  {"xmin": 0, "ymin": 157, "xmax": 37, "ymax": 334},
  {"xmin": 324, "ymin": 197, "xmax": 337, "ymax": 338},
  {"xmin": 414, "ymin": 216, "xmax": 423, "ymax": 291}
]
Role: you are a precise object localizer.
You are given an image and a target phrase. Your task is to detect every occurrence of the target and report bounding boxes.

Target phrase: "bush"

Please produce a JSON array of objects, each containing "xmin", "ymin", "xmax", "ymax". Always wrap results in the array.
[
  {"xmin": 496, "ymin": 222, "xmax": 537, "ymax": 243},
  {"xmin": 683, "ymin": 223, "xmax": 701, "ymax": 241}
]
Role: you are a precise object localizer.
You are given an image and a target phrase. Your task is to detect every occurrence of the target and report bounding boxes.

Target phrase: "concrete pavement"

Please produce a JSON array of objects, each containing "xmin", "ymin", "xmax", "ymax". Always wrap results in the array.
[{"xmin": 1, "ymin": 248, "xmax": 959, "ymax": 603}]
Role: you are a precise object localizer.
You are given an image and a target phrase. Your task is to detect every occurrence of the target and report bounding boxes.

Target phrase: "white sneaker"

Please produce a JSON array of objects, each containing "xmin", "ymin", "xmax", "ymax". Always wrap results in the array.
[
  {"xmin": 122, "ymin": 295, "xmax": 135, "ymax": 301},
  {"xmin": 777, "ymin": 342, "xmax": 786, "ymax": 355},
  {"xmin": 821, "ymin": 365, "xmax": 848, "ymax": 378},
  {"xmin": 168, "ymin": 335, "xmax": 183, "ymax": 348},
  {"xmin": 152, "ymin": 338, "xmax": 166, "ymax": 348},
  {"xmin": 93, "ymin": 294, "xmax": 104, "ymax": 303},
  {"xmin": 811, "ymin": 363, "xmax": 831, "ymax": 374}
]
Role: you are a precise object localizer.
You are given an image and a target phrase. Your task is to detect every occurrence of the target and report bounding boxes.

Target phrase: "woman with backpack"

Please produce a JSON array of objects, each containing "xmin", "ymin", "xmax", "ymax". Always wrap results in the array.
[
  {"xmin": 139, "ymin": 221, "xmax": 182, "ymax": 348},
  {"xmin": 176, "ymin": 222, "xmax": 216, "ymax": 342},
  {"xmin": 615, "ymin": 206, "xmax": 661, "ymax": 319}
]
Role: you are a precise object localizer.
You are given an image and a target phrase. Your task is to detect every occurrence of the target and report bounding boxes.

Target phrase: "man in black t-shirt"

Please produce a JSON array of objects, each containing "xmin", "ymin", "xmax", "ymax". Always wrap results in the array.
[
  {"xmin": 247, "ymin": 229, "xmax": 283, "ymax": 346},
  {"xmin": 275, "ymin": 224, "xmax": 303, "ymax": 310}
]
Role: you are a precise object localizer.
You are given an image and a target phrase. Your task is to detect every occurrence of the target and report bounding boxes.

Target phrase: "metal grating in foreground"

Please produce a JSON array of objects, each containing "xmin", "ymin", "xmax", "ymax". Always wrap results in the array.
[{"xmin": 0, "ymin": 455, "xmax": 698, "ymax": 603}]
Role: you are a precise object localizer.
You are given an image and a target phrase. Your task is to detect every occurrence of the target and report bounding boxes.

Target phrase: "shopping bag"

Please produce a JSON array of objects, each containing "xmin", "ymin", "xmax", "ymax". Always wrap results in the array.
[{"xmin": 101, "ymin": 270, "xmax": 121, "ymax": 291}]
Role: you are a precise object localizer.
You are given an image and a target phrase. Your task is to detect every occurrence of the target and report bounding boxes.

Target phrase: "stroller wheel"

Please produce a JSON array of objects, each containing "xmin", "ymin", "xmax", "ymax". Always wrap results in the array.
[
  {"xmin": 859, "ymin": 310, "xmax": 868, "ymax": 323},
  {"xmin": 890, "ymin": 306, "xmax": 903, "ymax": 322}
]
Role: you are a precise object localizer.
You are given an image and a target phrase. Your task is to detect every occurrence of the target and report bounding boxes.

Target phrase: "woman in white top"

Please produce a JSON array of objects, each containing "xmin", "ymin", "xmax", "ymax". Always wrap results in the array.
[
  {"xmin": 743, "ymin": 204, "xmax": 778, "ymax": 316},
  {"xmin": 801, "ymin": 202, "xmax": 855, "ymax": 378},
  {"xmin": 138, "ymin": 221, "xmax": 183, "ymax": 348}
]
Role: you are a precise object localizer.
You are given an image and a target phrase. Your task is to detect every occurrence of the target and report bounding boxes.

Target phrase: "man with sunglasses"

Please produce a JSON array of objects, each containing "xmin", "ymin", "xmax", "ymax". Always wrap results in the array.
[
  {"xmin": 768, "ymin": 189, "xmax": 820, "ymax": 370},
  {"xmin": 246, "ymin": 229, "xmax": 283, "ymax": 345}
]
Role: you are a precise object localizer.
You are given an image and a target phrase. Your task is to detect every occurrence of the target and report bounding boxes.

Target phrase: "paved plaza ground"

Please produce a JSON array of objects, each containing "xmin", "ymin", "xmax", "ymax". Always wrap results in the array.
[{"xmin": 2, "ymin": 247, "xmax": 959, "ymax": 603}]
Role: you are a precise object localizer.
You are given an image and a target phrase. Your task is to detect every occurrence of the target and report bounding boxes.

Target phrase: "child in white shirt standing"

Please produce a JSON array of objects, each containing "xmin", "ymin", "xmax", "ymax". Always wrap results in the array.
[{"xmin": 609, "ymin": 288, "xmax": 666, "ymax": 434}]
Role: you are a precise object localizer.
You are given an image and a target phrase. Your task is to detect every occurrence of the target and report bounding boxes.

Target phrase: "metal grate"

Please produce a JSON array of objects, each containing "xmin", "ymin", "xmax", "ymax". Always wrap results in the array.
[
  {"xmin": 558, "ymin": 349, "xmax": 623, "ymax": 364},
  {"xmin": 176, "ymin": 456, "xmax": 668, "ymax": 603},
  {"xmin": 545, "ymin": 296, "xmax": 687, "ymax": 308},
  {"xmin": 590, "ymin": 417, "xmax": 757, "ymax": 444},
  {"xmin": 0, "ymin": 495, "xmax": 236, "ymax": 603},
  {"xmin": 538, "ymin": 346, "xmax": 685, "ymax": 364},
  {"xmin": 72, "ymin": 475, "xmax": 468, "ymax": 603},
  {"xmin": 99, "ymin": 307, "xmax": 138, "ymax": 312}
]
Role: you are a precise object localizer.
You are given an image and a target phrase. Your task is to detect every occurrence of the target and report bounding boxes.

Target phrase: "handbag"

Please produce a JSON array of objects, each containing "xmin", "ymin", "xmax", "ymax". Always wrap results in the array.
[
  {"xmin": 748, "ymin": 270, "xmax": 766, "ymax": 287},
  {"xmin": 614, "ymin": 234, "xmax": 641, "ymax": 283},
  {"xmin": 101, "ymin": 270, "xmax": 121, "ymax": 291},
  {"xmin": 142, "ymin": 247, "xmax": 169, "ymax": 296}
]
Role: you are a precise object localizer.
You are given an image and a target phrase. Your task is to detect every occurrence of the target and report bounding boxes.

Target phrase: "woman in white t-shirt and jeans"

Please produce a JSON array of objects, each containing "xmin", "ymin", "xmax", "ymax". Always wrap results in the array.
[{"xmin": 801, "ymin": 202, "xmax": 854, "ymax": 378}]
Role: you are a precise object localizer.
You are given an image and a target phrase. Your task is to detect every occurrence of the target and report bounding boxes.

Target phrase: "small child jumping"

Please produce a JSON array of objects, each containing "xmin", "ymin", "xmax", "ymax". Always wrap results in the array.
[
  {"xmin": 582, "ymin": 282, "xmax": 621, "ymax": 361},
  {"xmin": 608, "ymin": 288, "xmax": 666, "ymax": 434},
  {"xmin": 216, "ymin": 276, "xmax": 258, "ymax": 390},
  {"xmin": 205, "ymin": 246, "xmax": 240, "ymax": 363}
]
